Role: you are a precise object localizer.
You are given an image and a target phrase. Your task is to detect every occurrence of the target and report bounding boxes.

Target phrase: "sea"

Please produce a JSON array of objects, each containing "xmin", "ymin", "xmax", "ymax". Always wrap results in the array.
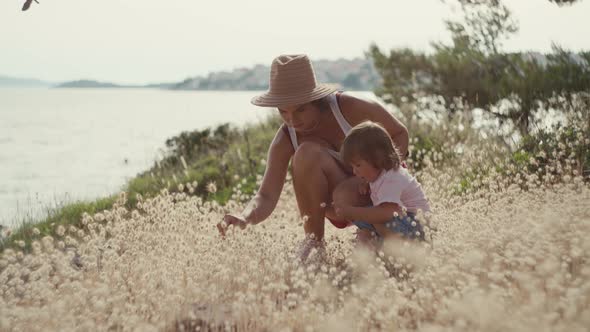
[{"xmin": 0, "ymin": 88, "xmax": 376, "ymax": 228}]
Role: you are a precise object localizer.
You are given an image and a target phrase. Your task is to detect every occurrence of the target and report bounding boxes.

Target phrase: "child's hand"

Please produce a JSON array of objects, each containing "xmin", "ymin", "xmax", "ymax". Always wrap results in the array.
[{"xmin": 358, "ymin": 181, "xmax": 369, "ymax": 196}]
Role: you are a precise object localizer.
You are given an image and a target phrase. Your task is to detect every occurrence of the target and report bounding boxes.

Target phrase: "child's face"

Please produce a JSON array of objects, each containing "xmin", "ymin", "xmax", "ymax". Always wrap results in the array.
[{"xmin": 350, "ymin": 158, "xmax": 381, "ymax": 182}]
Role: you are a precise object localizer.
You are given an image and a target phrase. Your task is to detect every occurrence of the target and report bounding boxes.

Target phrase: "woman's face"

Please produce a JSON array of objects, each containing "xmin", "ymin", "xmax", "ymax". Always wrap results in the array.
[{"xmin": 277, "ymin": 102, "xmax": 321, "ymax": 132}]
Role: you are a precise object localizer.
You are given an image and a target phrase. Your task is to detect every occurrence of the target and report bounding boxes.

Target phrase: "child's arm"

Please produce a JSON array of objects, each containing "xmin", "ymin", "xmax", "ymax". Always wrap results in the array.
[{"xmin": 334, "ymin": 202, "xmax": 403, "ymax": 224}]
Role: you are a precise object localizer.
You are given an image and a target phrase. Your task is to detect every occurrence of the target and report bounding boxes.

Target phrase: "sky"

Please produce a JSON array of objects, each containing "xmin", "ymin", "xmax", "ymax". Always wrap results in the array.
[{"xmin": 1, "ymin": 0, "xmax": 589, "ymax": 85}]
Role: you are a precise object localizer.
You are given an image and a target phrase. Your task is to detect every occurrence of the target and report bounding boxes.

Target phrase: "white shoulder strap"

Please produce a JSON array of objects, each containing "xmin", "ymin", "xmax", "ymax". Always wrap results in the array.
[
  {"xmin": 328, "ymin": 93, "xmax": 353, "ymax": 134},
  {"xmin": 287, "ymin": 125, "xmax": 298, "ymax": 150}
]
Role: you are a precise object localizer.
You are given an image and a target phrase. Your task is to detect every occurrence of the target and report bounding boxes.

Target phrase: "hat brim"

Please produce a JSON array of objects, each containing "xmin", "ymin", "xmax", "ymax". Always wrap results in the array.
[{"xmin": 250, "ymin": 84, "xmax": 339, "ymax": 107}]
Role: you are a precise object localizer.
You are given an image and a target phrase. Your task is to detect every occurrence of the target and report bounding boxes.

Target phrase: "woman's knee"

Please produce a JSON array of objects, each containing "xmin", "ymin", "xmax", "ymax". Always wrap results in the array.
[
  {"xmin": 292, "ymin": 142, "xmax": 349, "ymax": 197},
  {"xmin": 332, "ymin": 177, "xmax": 370, "ymax": 206},
  {"xmin": 332, "ymin": 183, "xmax": 353, "ymax": 205},
  {"xmin": 292, "ymin": 142, "xmax": 326, "ymax": 173}
]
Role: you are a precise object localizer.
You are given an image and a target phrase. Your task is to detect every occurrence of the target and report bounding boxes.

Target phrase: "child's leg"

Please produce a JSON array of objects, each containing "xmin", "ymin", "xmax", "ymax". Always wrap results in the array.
[
  {"xmin": 355, "ymin": 228, "xmax": 381, "ymax": 250},
  {"xmin": 354, "ymin": 222, "xmax": 399, "ymax": 242},
  {"xmin": 373, "ymin": 224, "xmax": 389, "ymax": 239},
  {"xmin": 355, "ymin": 227, "xmax": 373, "ymax": 241},
  {"xmin": 352, "ymin": 221, "xmax": 381, "ymax": 249},
  {"xmin": 378, "ymin": 228, "xmax": 405, "ymax": 243},
  {"xmin": 383, "ymin": 213, "xmax": 425, "ymax": 241}
]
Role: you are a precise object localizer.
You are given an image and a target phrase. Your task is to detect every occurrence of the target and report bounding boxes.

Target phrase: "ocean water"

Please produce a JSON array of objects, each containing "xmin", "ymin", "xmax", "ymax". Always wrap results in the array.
[{"xmin": 0, "ymin": 88, "xmax": 376, "ymax": 227}]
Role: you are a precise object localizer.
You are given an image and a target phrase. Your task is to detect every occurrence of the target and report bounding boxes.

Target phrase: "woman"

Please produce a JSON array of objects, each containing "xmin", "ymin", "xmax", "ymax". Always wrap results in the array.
[{"xmin": 218, "ymin": 54, "xmax": 409, "ymax": 252}]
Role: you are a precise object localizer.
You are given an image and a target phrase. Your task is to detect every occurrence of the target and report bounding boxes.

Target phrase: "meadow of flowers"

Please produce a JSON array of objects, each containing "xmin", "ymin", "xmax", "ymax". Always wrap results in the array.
[{"xmin": 1, "ymin": 117, "xmax": 589, "ymax": 331}]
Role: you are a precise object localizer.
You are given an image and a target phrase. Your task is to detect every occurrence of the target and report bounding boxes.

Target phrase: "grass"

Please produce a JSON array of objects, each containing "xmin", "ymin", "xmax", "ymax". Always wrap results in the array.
[
  {"xmin": 2, "ymin": 196, "xmax": 117, "ymax": 252},
  {"xmin": 3, "ymin": 106, "xmax": 588, "ymax": 254},
  {"xmin": 1, "ymin": 113, "xmax": 588, "ymax": 331}
]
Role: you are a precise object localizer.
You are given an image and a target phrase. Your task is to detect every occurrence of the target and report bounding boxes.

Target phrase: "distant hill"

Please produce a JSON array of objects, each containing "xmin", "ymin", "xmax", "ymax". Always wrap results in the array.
[
  {"xmin": 5, "ymin": 53, "xmax": 585, "ymax": 92},
  {"xmin": 0, "ymin": 75, "xmax": 53, "ymax": 88},
  {"xmin": 143, "ymin": 82, "xmax": 176, "ymax": 89},
  {"xmin": 3, "ymin": 57, "xmax": 382, "ymax": 91},
  {"xmin": 170, "ymin": 57, "xmax": 382, "ymax": 91},
  {"xmin": 57, "ymin": 80, "xmax": 123, "ymax": 88},
  {"xmin": 56, "ymin": 80, "xmax": 175, "ymax": 89}
]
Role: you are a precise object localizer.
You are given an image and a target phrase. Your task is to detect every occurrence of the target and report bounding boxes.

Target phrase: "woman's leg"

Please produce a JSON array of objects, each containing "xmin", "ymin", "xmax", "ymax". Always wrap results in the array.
[
  {"xmin": 292, "ymin": 142, "xmax": 349, "ymax": 240},
  {"xmin": 330, "ymin": 177, "xmax": 372, "ymax": 212}
]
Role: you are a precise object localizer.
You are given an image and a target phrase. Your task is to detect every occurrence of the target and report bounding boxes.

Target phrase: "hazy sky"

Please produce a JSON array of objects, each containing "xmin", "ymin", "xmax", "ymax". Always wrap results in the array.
[{"xmin": 1, "ymin": 0, "xmax": 588, "ymax": 85}]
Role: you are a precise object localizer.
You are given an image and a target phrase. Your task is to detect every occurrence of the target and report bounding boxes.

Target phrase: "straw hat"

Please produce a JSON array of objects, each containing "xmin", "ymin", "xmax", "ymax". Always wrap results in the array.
[{"xmin": 251, "ymin": 54, "xmax": 338, "ymax": 107}]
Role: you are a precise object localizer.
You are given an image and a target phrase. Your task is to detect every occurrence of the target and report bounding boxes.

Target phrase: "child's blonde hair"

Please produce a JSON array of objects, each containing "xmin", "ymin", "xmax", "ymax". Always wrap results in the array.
[{"xmin": 341, "ymin": 121, "xmax": 401, "ymax": 171}]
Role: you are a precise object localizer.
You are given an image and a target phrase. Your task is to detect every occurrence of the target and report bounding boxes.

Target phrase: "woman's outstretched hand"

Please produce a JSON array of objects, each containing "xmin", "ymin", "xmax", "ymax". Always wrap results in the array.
[{"xmin": 217, "ymin": 214, "xmax": 248, "ymax": 237}]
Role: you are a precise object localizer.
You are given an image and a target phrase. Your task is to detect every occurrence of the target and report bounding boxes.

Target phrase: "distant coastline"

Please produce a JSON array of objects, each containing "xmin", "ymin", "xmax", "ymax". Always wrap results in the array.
[
  {"xmin": 167, "ymin": 57, "xmax": 381, "ymax": 91},
  {"xmin": 0, "ymin": 75, "xmax": 54, "ymax": 88},
  {"xmin": 2, "ymin": 57, "xmax": 382, "ymax": 91},
  {"xmin": 2, "ymin": 52, "xmax": 585, "ymax": 91},
  {"xmin": 57, "ymin": 80, "xmax": 123, "ymax": 89},
  {"xmin": 55, "ymin": 80, "xmax": 175, "ymax": 89}
]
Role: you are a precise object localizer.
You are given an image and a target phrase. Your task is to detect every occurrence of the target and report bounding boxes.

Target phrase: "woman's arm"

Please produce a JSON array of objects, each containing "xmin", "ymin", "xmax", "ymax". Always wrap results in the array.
[
  {"xmin": 334, "ymin": 202, "xmax": 402, "ymax": 224},
  {"xmin": 223, "ymin": 126, "xmax": 293, "ymax": 227},
  {"xmin": 339, "ymin": 94, "xmax": 410, "ymax": 159}
]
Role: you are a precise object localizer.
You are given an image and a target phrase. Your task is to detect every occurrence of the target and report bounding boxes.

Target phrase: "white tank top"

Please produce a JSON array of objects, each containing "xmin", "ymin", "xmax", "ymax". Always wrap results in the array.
[{"xmin": 285, "ymin": 93, "xmax": 352, "ymax": 160}]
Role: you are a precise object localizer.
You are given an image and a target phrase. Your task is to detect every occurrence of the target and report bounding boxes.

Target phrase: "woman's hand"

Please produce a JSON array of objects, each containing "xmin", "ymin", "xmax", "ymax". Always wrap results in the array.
[{"xmin": 217, "ymin": 214, "xmax": 248, "ymax": 237}]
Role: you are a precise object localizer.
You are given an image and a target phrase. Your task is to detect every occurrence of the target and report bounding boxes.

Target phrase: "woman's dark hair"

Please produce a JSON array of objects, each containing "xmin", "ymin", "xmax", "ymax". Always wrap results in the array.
[
  {"xmin": 341, "ymin": 121, "xmax": 401, "ymax": 171},
  {"xmin": 310, "ymin": 96, "xmax": 330, "ymax": 112}
]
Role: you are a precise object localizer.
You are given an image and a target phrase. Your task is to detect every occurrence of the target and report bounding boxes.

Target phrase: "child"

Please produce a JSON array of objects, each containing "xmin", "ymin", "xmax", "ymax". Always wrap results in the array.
[{"xmin": 336, "ymin": 121, "xmax": 430, "ymax": 243}]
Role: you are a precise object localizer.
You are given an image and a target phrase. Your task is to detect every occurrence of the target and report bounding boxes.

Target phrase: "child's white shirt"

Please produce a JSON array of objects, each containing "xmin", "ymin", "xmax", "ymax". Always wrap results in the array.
[{"xmin": 369, "ymin": 167, "xmax": 430, "ymax": 213}]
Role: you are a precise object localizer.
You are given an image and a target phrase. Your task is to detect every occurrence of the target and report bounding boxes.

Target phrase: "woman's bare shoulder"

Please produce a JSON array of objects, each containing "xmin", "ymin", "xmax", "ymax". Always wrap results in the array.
[
  {"xmin": 338, "ymin": 92, "xmax": 388, "ymax": 126},
  {"xmin": 268, "ymin": 124, "xmax": 295, "ymax": 158}
]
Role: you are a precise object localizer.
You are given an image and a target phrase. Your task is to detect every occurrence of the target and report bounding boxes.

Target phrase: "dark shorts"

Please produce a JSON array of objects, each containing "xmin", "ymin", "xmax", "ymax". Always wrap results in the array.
[{"xmin": 352, "ymin": 212, "xmax": 425, "ymax": 241}]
